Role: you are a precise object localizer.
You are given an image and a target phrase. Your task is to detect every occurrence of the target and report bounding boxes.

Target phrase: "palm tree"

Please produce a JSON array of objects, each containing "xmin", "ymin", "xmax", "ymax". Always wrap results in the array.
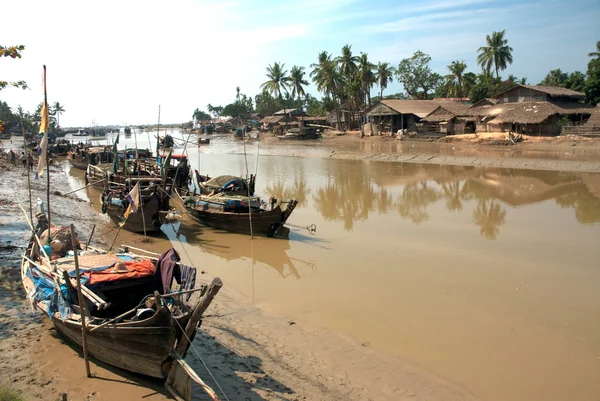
[
  {"xmin": 261, "ymin": 62, "xmax": 289, "ymax": 100},
  {"xmin": 473, "ymin": 199, "xmax": 506, "ymax": 240},
  {"xmin": 52, "ymin": 101, "xmax": 65, "ymax": 128},
  {"xmin": 375, "ymin": 62, "xmax": 395, "ymax": 99},
  {"xmin": 336, "ymin": 45, "xmax": 359, "ymax": 81},
  {"xmin": 357, "ymin": 53, "xmax": 376, "ymax": 107},
  {"xmin": 445, "ymin": 60, "xmax": 468, "ymax": 98},
  {"xmin": 477, "ymin": 30, "xmax": 514, "ymax": 78},
  {"xmin": 588, "ymin": 40, "xmax": 600, "ymax": 58},
  {"xmin": 288, "ymin": 65, "xmax": 309, "ymax": 103}
]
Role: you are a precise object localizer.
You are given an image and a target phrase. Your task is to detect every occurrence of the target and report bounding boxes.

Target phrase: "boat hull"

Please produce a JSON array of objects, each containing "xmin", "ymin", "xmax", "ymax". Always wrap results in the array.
[
  {"xmin": 188, "ymin": 200, "xmax": 298, "ymax": 237},
  {"xmin": 103, "ymin": 192, "xmax": 165, "ymax": 233},
  {"xmin": 69, "ymin": 158, "xmax": 89, "ymax": 170}
]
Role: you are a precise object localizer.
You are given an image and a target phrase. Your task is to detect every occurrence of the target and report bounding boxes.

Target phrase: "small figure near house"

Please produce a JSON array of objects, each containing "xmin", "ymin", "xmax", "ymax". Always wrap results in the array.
[{"xmin": 9, "ymin": 149, "xmax": 16, "ymax": 165}]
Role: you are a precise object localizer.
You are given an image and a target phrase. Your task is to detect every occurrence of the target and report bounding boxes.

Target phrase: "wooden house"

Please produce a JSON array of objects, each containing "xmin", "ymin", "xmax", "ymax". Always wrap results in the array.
[
  {"xmin": 421, "ymin": 101, "xmax": 475, "ymax": 134},
  {"xmin": 494, "ymin": 85, "xmax": 585, "ymax": 104},
  {"xmin": 363, "ymin": 100, "xmax": 441, "ymax": 134}
]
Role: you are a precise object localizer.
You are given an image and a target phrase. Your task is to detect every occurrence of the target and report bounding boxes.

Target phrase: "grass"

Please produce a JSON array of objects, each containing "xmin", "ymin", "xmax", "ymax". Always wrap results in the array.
[{"xmin": 0, "ymin": 386, "xmax": 25, "ymax": 401}]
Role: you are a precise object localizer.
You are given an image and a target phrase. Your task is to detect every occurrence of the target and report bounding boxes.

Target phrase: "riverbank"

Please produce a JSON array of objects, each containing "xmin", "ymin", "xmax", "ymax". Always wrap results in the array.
[{"xmin": 0, "ymin": 152, "xmax": 478, "ymax": 401}]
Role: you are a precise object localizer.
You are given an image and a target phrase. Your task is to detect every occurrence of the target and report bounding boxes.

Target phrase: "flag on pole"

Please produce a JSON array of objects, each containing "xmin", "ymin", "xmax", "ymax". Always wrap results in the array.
[
  {"xmin": 120, "ymin": 182, "xmax": 140, "ymax": 226},
  {"xmin": 112, "ymin": 133, "xmax": 120, "ymax": 174},
  {"xmin": 36, "ymin": 85, "xmax": 50, "ymax": 179}
]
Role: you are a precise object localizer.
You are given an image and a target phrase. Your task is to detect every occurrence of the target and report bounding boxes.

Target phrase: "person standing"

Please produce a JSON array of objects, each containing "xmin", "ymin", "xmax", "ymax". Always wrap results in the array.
[
  {"xmin": 20, "ymin": 152, "xmax": 27, "ymax": 168},
  {"xmin": 9, "ymin": 150, "xmax": 16, "ymax": 165},
  {"xmin": 27, "ymin": 153, "xmax": 34, "ymax": 171}
]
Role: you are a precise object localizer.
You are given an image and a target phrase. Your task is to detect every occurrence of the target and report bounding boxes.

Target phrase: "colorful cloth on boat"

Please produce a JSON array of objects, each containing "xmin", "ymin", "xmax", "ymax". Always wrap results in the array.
[
  {"xmin": 154, "ymin": 248, "xmax": 181, "ymax": 295},
  {"xmin": 83, "ymin": 259, "xmax": 156, "ymax": 285}
]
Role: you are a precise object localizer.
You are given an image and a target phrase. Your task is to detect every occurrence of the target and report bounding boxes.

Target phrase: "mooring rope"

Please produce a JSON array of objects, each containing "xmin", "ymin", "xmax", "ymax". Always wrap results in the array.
[{"xmin": 168, "ymin": 305, "xmax": 230, "ymax": 401}]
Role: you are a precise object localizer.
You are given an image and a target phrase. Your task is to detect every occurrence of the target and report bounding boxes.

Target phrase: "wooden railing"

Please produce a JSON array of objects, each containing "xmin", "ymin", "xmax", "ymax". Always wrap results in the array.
[{"xmin": 561, "ymin": 126, "xmax": 600, "ymax": 136}]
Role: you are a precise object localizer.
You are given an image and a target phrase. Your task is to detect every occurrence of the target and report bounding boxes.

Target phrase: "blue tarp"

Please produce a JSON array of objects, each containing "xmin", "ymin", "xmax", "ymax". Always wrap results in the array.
[{"xmin": 27, "ymin": 268, "xmax": 73, "ymax": 320}]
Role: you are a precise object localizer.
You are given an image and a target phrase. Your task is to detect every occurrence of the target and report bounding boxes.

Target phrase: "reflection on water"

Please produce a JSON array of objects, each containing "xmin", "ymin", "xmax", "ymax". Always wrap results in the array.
[{"xmin": 66, "ymin": 131, "xmax": 600, "ymax": 401}]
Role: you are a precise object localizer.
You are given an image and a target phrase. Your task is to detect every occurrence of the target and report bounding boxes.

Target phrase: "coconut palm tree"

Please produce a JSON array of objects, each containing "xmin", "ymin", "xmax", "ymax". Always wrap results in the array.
[
  {"xmin": 477, "ymin": 30, "xmax": 513, "ymax": 78},
  {"xmin": 261, "ymin": 62, "xmax": 289, "ymax": 100},
  {"xmin": 288, "ymin": 65, "xmax": 309, "ymax": 103},
  {"xmin": 357, "ymin": 53, "xmax": 376, "ymax": 107},
  {"xmin": 375, "ymin": 62, "xmax": 395, "ymax": 99},
  {"xmin": 336, "ymin": 45, "xmax": 359, "ymax": 81},
  {"xmin": 52, "ymin": 101, "xmax": 65, "ymax": 128},
  {"xmin": 588, "ymin": 41, "xmax": 600, "ymax": 58},
  {"xmin": 445, "ymin": 60, "xmax": 468, "ymax": 98}
]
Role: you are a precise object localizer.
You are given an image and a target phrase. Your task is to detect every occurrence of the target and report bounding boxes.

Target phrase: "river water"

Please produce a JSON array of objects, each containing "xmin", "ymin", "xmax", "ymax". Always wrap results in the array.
[{"xmin": 70, "ymin": 131, "xmax": 600, "ymax": 401}]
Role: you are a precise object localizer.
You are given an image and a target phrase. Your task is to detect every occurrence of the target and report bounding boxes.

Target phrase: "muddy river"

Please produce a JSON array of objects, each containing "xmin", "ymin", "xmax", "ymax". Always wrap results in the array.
[{"xmin": 67, "ymin": 131, "xmax": 600, "ymax": 401}]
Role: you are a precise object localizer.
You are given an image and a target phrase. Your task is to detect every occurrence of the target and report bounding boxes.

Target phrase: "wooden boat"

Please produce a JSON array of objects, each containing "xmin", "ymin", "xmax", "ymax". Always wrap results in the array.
[
  {"xmin": 198, "ymin": 137, "xmax": 210, "ymax": 145},
  {"xmin": 177, "ymin": 192, "xmax": 298, "ymax": 237},
  {"xmin": 0, "ymin": 132, "xmax": 13, "ymax": 139},
  {"xmin": 192, "ymin": 171, "xmax": 255, "ymax": 197},
  {"xmin": 69, "ymin": 146, "xmax": 114, "ymax": 170},
  {"xmin": 20, "ymin": 214, "xmax": 221, "ymax": 379},
  {"xmin": 101, "ymin": 185, "xmax": 168, "ymax": 233},
  {"xmin": 277, "ymin": 127, "xmax": 320, "ymax": 140}
]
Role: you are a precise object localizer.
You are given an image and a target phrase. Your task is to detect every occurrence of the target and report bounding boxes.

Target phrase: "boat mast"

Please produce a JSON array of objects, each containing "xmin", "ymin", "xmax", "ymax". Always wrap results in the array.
[
  {"xmin": 43, "ymin": 65, "xmax": 51, "ymax": 238},
  {"xmin": 133, "ymin": 129, "xmax": 147, "ymax": 238}
]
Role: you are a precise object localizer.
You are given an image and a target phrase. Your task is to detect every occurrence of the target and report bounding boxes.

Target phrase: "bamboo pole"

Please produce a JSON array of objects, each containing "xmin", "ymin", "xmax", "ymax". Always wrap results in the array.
[
  {"xmin": 69, "ymin": 224, "xmax": 91, "ymax": 378},
  {"xmin": 133, "ymin": 127, "xmax": 147, "ymax": 238},
  {"xmin": 43, "ymin": 65, "xmax": 51, "ymax": 243},
  {"xmin": 242, "ymin": 136, "xmax": 253, "ymax": 239},
  {"xmin": 85, "ymin": 224, "xmax": 96, "ymax": 250}
]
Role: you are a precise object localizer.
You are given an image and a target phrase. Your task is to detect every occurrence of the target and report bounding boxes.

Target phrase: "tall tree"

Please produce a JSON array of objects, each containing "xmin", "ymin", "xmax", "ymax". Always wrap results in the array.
[
  {"xmin": 261, "ymin": 62, "xmax": 289, "ymax": 100},
  {"xmin": 445, "ymin": 60, "xmax": 470, "ymax": 98},
  {"xmin": 396, "ymin": 51, "xmax": 443, "ymax": 99},
  {"xmin": 207, "ymin": 104, "xmax": 223, "ymax": 118},
  {"xmin": 336, "ymin": 45, "xmax": 359, "ymax": 81},
  {"xmin": 52, "ymin": 102, "xmax": 65, "ymax": 128},
  {"xmin": 588, "ymin": 40, "xmax": 600, "ymax": 58},
  {"xmin": 288, "ymin": 65, "xmax": 309, "ymax": 103},
  {"xmin": 357, "ymin": 53, "xmax": 376, "ymax": 107},
  {"xmin": 375, "ymin": 62, "xmax": 395, "ymax": 99},
  {"xmin": 585, "ymin": 58, "xmax": 600, "ymax": 105},
  {"xmin": 477, "ymin": 30, "xmax": 514, "ymax": 78}
]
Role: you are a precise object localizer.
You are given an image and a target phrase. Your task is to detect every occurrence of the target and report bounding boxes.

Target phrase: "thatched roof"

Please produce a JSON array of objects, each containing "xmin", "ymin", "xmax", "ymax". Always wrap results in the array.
[
  {"xmin": 488, "ymin": 101, "xmax": 593, "ymax": 124},
  {"xmin": 273, "ymin": 108, "xmax": 304, "ymax": 115},
  {"xmin": 422, "ymin": 101, "xmax": 474, "ymax": 122},
  {"xmin": 423, "ymin": 114, "xmax": 455, "ymax": 122},
  {"xmin": 494, "ymin": 85, "xmax": 585, "ymax": 100},
  {"xmin": 366, "ymin": 100, "xmax": 441, "ymax": 118},
  {"xmin": 261, "ymin": 115, "xmax": 287, "ymax": 124},
  {"xmin": 584, "ymin": 105, "xmax": 600, "ymax": 127},
  {"xmin": 470, "ymin": 98, "xmax": 498, "ymax": 108}
]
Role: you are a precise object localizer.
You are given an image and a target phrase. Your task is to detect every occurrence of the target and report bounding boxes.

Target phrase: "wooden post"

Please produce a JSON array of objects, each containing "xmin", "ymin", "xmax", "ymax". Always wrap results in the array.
[
  {"xmin": 85, "ymin": 224, "xmax": 96, "ymax": 251},
  {"xmin": 42, "ymin": 65, "xmax": 51, "ymax": 242},
  {"xmin": 175, "ymin": 278, "xmax": 223, "ymax": 356},
  {"xmin": 69, "ymin": 224, "xmax": 91, "ymax": 378}
]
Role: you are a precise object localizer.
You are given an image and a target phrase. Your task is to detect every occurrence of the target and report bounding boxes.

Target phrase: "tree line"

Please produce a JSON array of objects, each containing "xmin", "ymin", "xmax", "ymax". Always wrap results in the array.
[{"xmin": 194, "ymin": 34, "xmax": 600, "ymax": 124}]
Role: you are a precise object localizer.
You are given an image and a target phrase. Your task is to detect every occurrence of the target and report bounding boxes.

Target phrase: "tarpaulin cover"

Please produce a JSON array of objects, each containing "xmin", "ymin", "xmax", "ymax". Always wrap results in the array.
[
  {"xmin": 83, "ymin": 259, "xmax": 156, "ymax": 285},
  {"xmin": 27, "ymin": 268, "xmax": 73, "ymax": 319}
]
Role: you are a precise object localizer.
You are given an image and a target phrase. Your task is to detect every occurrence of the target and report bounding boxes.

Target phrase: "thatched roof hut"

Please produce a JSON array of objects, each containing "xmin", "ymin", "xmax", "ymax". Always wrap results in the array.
[
  {"xmin": 494, "ymin": 85, "xmax": 586, "ymax": 103},
  {"xmin": 470, "ymin": 98, "xmax": 498, "ymax": 108},
  {"xmin": 422, "ymin": 101, "xmax": 473, "ymax": 122},
  {"xmin": 488, "ymin": 102, "xmax": 593, "ymax": 124},
  {"xmin": 584, "ymin": 105, "xmax": 600, "ymax": 127}
]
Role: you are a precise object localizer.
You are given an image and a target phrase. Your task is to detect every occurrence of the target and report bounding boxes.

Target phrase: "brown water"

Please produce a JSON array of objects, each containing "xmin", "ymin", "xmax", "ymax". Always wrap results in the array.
[{"xmin": 70, "ymin": 132, "xmax": 600, "ymax": 401}]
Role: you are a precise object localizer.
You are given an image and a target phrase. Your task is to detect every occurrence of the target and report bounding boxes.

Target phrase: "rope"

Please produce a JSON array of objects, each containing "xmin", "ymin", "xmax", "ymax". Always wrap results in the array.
[{"xmin": 168, "ymin": 305, "xmax": 230, "ymax": 401}]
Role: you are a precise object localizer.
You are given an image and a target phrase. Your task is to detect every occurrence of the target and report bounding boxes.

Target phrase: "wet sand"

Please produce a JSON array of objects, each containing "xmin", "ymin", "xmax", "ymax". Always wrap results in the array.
[{"xmin": 1, "ymin": 134, "xmax": 600, "ymax": 401}]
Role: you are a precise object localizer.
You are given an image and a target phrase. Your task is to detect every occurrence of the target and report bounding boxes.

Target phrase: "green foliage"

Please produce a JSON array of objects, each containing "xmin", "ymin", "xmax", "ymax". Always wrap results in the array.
[
  {"xmin": 1, "ymin": 45, "xmax": 27, "ymax": 91},
  {"xmin": 375, "ymin": 62, "xmax": 395, "ymax": 98},
  {"xmin": 52, "ymin": 102, "xmax": 65, "ymax": 127},
  {"xmin": 254, "ymin": 90, "xmax": 302, "ymax": 116},
  {"xmin": 261, "ymin": 62, "xmax": 289, "ymax": 99},
  {"xmin": 192, "ymin": 108, "xmax": 211, "ymax": 122},
  {"xmin": 288, "ymin": 65, "xmax": 308, "ymax": 101},
  {"xmin": 305, "ymin": 94, "xmax": 327, "ymax": 116},
  {"xmin": 0, "ymin": 386, "xmax": 25, "ymax": 401},
  {"xmin": 585, "ymin": 58, "xmax": 600, "ymax": 105},
  {"xmin": 477, "ymin": 30, "xmax": 513, "ymax": 78},
  {"xmin": 468, "ymin": 73, "xmax": 518, "ymax": 104},
  {"xmin": 357, "ymin": 53, "xmax": 376, "ymax": 107},
  {"xmin": 588, "ymin": 40, "xmax": 600, "ymax": 58},
  {"xmin": 396, "ymin": 51, "xmax": 443, "ymax": 99},
  {"xmin": 207, "ymin": 104, "xmax": 223, "ymax": 118},
  {"xmin": 221, "ymin": 87, "xmax": 253, "ymax": 120}
]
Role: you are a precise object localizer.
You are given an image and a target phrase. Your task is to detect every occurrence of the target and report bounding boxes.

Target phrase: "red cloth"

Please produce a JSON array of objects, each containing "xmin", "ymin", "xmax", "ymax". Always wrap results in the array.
[{"xmin": 84, "ymin": 259, "xmax": 156, "ymax": 285}]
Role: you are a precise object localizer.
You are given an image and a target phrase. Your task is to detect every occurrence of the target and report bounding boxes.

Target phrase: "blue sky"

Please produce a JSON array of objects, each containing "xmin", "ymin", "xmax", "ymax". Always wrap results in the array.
[{"xmin": 1, "ymin": 0, "xmax": 599, "ymax": 126}]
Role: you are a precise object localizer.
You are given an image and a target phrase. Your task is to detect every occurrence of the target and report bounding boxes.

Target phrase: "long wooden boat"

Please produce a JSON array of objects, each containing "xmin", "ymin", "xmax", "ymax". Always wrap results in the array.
[
  {"xmin": 192, "ymin": 172, "xmax": 255, "ymax": 197},
  {"xmin": 69, "ymin": 147, "xmax": 115, "ymax": 170},
  {"xmin": 101, "ymin": 187, "xmax": 167, "ymax": 233},
  {"xmin": 21, "ymin": 214, "xmax": 220, "ymax": 379},
  {"xmin": 178, "ymin": 191, "xmax": 298, "ymax": 237}
]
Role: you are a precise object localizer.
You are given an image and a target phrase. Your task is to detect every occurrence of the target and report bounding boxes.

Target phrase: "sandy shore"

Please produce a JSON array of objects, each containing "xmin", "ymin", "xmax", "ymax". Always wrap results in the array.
[{"xmin": 1, "ymin": 134, "xmax": 599, "ymax": 400}]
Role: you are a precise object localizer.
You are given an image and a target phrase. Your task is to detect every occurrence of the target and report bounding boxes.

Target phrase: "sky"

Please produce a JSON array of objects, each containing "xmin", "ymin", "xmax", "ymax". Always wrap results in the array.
[{"xmin": 1, "ymin": 0, "xmax": 599, "ymax": 127}]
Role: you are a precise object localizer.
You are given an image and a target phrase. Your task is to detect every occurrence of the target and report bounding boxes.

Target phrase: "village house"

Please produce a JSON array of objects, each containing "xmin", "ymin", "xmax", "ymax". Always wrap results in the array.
[
  {"xmin": 422, "ymin": 85, "xmax": 594, "ymax": 136},
  {"xmin": 362, "ymin": 100, "xmax": 443, "ymax": 134}
]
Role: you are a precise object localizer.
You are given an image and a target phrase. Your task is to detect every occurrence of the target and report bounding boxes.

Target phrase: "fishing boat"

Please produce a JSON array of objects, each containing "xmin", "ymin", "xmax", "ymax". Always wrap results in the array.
[
  {"xmin": 20, "ymin": 213, "xmax": 222, "ymax": 379},
  {"xmin": 69, "ymin": 146, "xmax": 114, "ymax": 170},
  {"xmin": 277, "ymin": 127, "xmax": 320, "ymax": 140},
  {"xmin": 177, "ymin": 192, "xmax": 298, "ymax": 237},
  {"xmin": 192, "ymin": 172, "xmax": 255, "ymax": 197},
  {"xmin": 0, "ymin": 132, "xmax": 13, "ymax": 140},
  {"xmin": 101, "ymin": 183, "xmax": 168, "ymax": 233}
]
